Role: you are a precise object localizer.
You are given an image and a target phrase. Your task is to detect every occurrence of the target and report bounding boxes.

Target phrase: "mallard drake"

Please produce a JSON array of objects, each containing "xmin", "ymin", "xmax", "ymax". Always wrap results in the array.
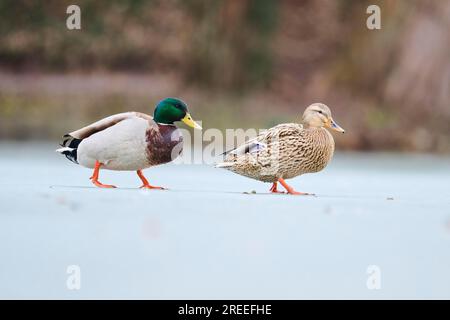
[
  {"xmin": 216, "ymin": 103, "xmax": 345, "ymax": 195},
  {"xmin": 56, "ymin": 97, "xmax": 201, "ymax": 189}
]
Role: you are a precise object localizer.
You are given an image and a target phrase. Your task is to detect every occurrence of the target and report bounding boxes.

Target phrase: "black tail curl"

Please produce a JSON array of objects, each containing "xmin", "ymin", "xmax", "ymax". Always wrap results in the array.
[{"xmin": 58, "ymin": 134, "xmax": 83, "ymax": 164}]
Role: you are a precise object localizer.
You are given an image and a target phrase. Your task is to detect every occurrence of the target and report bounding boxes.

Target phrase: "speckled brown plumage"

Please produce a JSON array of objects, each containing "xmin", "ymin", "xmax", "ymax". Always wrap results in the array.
[
  {"xmin": 222, "ymin": 124, "xmax": 335, "ymax": 182},
  {"xmin": 216, "ymin": 103, "xmax": 344, "ymax": 190}
]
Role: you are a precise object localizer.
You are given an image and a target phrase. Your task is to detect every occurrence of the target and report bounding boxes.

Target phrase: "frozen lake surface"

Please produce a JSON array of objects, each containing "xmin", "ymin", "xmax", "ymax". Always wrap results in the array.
[{"xmin": 0, "ymin": 143, "xmax": 450, "ymax": 299}]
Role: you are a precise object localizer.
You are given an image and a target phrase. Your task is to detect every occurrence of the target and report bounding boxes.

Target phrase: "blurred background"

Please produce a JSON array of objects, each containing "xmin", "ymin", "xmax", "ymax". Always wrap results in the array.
[
  {"xmin": 0, "ymin": 0, "xmax": 449, "ymax": 152},
  {"xmin": 1, "ymin": 1, "xmax": 450, "ymax": 299}
]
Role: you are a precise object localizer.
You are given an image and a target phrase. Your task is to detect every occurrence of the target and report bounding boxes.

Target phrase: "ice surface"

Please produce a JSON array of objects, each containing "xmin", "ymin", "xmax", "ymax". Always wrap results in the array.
[{"xmin": 0, "ymin": 143, "xmax": 449, "ymax": 299}]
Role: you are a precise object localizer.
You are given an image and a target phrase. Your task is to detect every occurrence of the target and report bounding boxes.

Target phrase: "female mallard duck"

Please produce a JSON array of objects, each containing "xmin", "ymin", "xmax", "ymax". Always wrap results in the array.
[
  {"xmin": 216, "ymin": 103, "xmax": 345, "ymax": 195},
  {"xmin": 56, "ymin": 97, "xmax": 201, "ymax": 189}
]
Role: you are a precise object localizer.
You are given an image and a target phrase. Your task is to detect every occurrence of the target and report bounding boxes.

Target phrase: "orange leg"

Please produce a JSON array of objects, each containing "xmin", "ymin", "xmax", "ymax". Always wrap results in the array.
[
  {"xmin": 278, "ymin": 178, "xmax": 313, "ymax": 196},
  {"xmin": 269, "ymin": 182, "xmax": 285, "ymax": 194},
  {"xmin": 90, "ymin": 161, "xmax": 116, "ymax": 188},
  {"xmin": 137, "ymin": 170, "xmax": 165, "ymax": 190}
]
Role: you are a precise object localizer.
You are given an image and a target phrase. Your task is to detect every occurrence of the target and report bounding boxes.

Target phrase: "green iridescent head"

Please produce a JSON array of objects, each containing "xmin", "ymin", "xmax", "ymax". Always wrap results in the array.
[{"xmin": 153, "ymin": 97, "xmax": 201, "ymax": 129}]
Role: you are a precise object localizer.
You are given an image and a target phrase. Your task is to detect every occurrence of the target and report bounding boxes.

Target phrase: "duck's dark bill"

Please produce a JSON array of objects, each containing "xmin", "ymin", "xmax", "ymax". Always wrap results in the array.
[{"xmin": 330, "ymin": 119, "xmax": 345, "ymax": 133}]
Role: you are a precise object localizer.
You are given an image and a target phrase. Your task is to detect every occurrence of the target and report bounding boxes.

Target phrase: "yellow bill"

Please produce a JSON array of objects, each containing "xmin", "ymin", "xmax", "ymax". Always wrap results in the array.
[{"xmin": 182, "ymin": 113, "xmax": 202, "ymax": 130}]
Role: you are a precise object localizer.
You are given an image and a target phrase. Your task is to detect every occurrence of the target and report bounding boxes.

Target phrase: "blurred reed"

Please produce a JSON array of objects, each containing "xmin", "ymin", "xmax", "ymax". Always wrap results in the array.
[{"xmin": 0, "ymin": 0, "xmax": 449, "ymax": 152}]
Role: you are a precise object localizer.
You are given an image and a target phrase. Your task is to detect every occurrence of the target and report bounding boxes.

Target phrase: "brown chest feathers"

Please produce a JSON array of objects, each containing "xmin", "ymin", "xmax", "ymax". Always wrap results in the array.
[
  {"xmin": 281, "ymin": 127, "xmax": 335, "ymax": 178},
  {"xmin": 146, "ymin": 124, "xmax": 183, "ymax": 165}
]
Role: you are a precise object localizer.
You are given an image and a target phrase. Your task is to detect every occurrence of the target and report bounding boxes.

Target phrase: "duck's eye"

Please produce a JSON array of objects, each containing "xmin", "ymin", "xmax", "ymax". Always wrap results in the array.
[{"xmin": 317, "ymin": 110, "xmax": 323, "ymax": 114}]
